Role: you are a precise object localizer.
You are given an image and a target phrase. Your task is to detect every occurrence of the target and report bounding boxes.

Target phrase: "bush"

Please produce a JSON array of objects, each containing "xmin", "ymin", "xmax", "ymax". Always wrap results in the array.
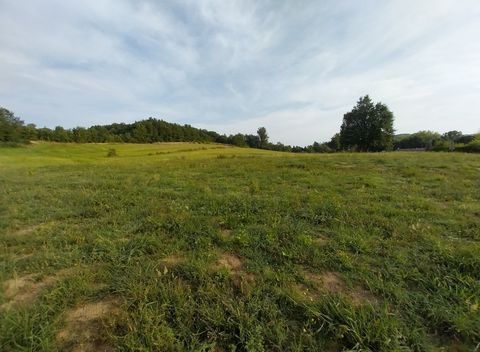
[
  {"xmin": 0, "ymin": 107, "xmax": 28, "ymax": 144},
  {"xmin": 107, "ymin": 148, "xmax": 118, "ymax": 157},
  {"xmin": 458, "ymin": 138, "xmax": 480, "ymax": 153},
  {"xmin": 431, "ymin": 140, "xmax": 454, "ymax": 152}
]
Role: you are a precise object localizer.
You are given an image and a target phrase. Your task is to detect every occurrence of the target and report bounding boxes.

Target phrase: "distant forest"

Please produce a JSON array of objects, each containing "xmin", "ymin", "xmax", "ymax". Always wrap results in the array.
[{"xmin": 1, "ymin": 96, "xmax": 479, "ymax": 153}]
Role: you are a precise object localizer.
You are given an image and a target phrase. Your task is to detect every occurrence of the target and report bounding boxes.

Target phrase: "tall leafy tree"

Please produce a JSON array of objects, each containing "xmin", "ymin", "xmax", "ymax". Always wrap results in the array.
[
  {"xmin": 22, "ymin": 123, "xmax": 38, "ymax": 141},
  {"xmin": 0, "ymin": 107, "xmax": 26, "ymax": 143},
  {"xmin": 340, "ymin": 96, "xmax": 394, "ymax": 151},
  {"xmin": 53, "ymin": 126, "xmax": 71, "ymax": 142},
  {"xmin": 229, "ymin": 133, "xmax": 246, "ymax": 147},
  {"xmin": 245, "ymin": 134, "xmax": 260, "ymax": 148},
  {"xmin": 257, "ymin": 127, "xmax": 269, "ymax": 149},
  {"xmin": 132, "ymin": 123, "xmax": 149, "ymax": 143},
  {"xmin": 441, "ymin": 130, "xmax": 462, "ymax": 142}
]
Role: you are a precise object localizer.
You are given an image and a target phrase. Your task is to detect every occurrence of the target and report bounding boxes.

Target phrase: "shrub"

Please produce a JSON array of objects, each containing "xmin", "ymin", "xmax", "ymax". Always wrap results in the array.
[
  {"xmin": 460, "ymin": 138, "xmax": 480, "ymax": 153},
  {"xmin": 107, "ymin": 148, "xmax": 118, "ymax": 157},
  {"xmin": 431, "ymin": 140, "xmax": 453, "ymax": 152}
]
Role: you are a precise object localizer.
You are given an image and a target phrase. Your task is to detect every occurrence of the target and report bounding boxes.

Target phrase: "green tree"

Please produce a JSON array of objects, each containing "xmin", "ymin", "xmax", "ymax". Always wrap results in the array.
[
  {"xmin": 312, "ymin": 141, "xmax": 331, "ymax": 153},
  {"xmin": 53, "ymin": 126, "xmax": 71, "ymax": 142},
  {"xmin": 22, "ymin": 123, "xmax": 38, "ymax": 141},
  {"xmin": 230, "ymin": 133, "xmax": 246, "ymax": 147},
  {"xmin": 0, "ymin": 107, "xmax": 25, "ymax": 143},
  {"xmin": 257, "ymin": 127, "xmax": 269, "ymax": 149},
  {"xmin": 327, "ymin": 133, "xmax": 341, "ymax": 151},
  {"xmin": 442, "ymin": 130, "xmax": 462, "ymax": 142},
  {"xmin": 72, "ymin": 127, "xmax": 88, "ymax": 143},
  {"xmin": 133, "ymin": 123, "xmax": 148, "ymax": 143},
  {"xmin": 340, "ymin": 96, "xmax": 394, "ymax": 151},
  {"xmin": 245, "ymin": 134, "xmax": 260, "ymax": 148}
]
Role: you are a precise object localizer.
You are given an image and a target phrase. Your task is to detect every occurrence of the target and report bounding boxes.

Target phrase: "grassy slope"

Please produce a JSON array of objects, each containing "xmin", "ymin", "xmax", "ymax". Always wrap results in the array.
[{"xmin": 0, "ymin": 142, "xmax": 479, "ymax": 351}]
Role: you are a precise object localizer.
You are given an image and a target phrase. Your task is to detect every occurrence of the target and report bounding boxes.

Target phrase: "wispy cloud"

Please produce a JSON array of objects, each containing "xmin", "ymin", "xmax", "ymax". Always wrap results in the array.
[{"xmin": 1, "ymin": 0, "xmax": 479, "ymax": 145}]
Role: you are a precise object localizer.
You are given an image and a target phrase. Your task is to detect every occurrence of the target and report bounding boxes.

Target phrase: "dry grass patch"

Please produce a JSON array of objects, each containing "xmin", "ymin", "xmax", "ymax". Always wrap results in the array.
[
  {"xmin": 12, "ymin": 252, "xmax": 34, "ymax": 261},
  {"xmin": 11, "ymin": 225, "xmax": 40, "ymax": 237},
  {"xmin": 1, "ymin": 268, "xmax": 73, "ymax": 311},
  {"xmin": 57, "ymin": 299, "xmax": 120, "ymax": 352},
  {"xmin": 312, "ymin": 235, "xmax": 329, "ymax": 246},
  {"xmin": 10, "ymin": 221, "xmax": 56, "ymax": 237},
  {"xmin": 159, "ymin": 254, "xmax": 183, "ymax": 267}
]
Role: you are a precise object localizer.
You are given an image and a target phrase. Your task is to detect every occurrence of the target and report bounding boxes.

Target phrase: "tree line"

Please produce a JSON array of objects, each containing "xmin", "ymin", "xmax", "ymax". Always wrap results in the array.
[
  {"xmin": 0, "ymin": 108, "xmax": 274, "ymax": 149},
  {"xmin": 1, "ymin": 96, "xmax": 479, "ymax": 152}
]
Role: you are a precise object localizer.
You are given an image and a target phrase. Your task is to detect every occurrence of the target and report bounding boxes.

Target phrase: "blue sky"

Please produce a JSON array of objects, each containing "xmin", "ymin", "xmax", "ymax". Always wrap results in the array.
[{"xmin": 1, "ymin": 0, "xmax": 479, "ymax": 145}]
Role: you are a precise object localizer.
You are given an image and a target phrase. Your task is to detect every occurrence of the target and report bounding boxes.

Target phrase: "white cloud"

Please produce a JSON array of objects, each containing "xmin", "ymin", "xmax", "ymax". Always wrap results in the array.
[{"xmin": 0, "ymin": 0, "xmax": 479, "ymax": 144}]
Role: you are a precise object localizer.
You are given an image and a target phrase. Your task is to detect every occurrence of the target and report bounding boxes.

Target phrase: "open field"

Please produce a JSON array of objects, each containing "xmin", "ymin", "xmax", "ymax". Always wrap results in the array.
[{"xmin": 1, "ymin": 142, "xmax": 479, "ymax": 351}]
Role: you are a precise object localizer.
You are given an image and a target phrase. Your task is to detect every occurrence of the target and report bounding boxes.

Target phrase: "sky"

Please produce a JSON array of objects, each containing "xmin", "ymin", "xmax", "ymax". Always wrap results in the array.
[{"xmin": 0, "ymin": 0, "xmax": 479, "ymax": 145}]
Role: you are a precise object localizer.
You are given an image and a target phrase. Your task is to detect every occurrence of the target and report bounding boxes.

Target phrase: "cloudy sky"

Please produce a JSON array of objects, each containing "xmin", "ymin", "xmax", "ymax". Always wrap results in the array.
[{"xmin": 1, "ymin": 0, "xmax": 479, "ymax": 145}]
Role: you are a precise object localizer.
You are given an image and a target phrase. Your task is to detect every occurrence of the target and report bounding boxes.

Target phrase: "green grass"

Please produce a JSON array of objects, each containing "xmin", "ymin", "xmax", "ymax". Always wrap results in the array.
[{"xmin": 1, "ymin": 142, "xmax": 479, "ymax": 351}]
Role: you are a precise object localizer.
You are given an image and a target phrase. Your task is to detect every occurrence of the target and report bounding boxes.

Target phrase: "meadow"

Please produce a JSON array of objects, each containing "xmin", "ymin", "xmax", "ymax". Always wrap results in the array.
[{"xmin": 0, "ymin": 142, "xmax": 479, "ymax": 351}]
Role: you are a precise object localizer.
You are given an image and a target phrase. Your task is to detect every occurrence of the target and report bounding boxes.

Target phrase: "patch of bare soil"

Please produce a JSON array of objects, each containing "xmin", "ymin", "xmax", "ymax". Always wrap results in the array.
[
  {"xmin": 213, "ymin": 253, "xmax": 255, "ymax": 294},
  {"xmin": 291, "ymin": 282, "xmax": 319, "ymax": 301},
  {"xmin": 306, "ymin": 272, "xmax": 346, "ymax": 293},
  {"xmin": 348, "ymin": 286, "xmax": 379, "ymax": 306},
  {"xmin": 303, "ymin": 271, "xmax": 378, "ymax": 306},
  {"xmin": 219, "ymin": 229, "xmax": 233, "ymax": 239},
  {"xmin": 1, "ymin": 268, "xmax": 73, "ymax": 311},
  {"xmin": 2, "ymin": 274, "xmax": 38, "ymax": 299},
  {"xmin": 57, "ymin": 299, "xmax": 120, "ymax": 352},
  {"xmin": 215, "ymin": 253, "xmax": 243, "ymax": 273}
]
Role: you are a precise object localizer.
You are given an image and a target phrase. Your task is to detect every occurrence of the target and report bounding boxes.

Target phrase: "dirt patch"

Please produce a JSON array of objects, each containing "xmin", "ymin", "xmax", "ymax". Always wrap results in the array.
[
  {"xmin": 307, "ymin": 272, "xmax": 346, "ymax": 294},
  {"xmin": 1, "ymin": 268, "xmax": 73, "ymax": 311},
  {"xmin": 219, "ymin": 229, "xmax": 233, "ymax": 239},
  {"xmin": 238, "ymin": 272, "xmax": 256, "ymax": 287},
  {"xmin": 303, "ymin": 271, "xmax": 378, "ymax": 306},
  {"xmin": 213, "ymin": 253, "xmax": 255, "ymax": 293},
  {"xmin": 2, "ymin": 274, "xmax": 38, "ymax": 299},
  {"xmin": 57, "ymin": 299, "xmax": 119, "ymax": 352},
  {"xmin": 348, "ymin": 286, "xmax": 378, "ymax": 306},
  {"xmin": 291, "ymin": 283, "xmax": 319, "ymax": 301},
  {"xmin": 214, "ymin": 253, "xmax": 243, "ymax": 273}
]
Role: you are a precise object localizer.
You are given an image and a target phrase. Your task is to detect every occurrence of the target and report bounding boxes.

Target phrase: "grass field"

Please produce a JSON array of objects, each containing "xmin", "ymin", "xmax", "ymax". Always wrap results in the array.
[{"xmin": 1, "ymin": 142, "xmax": 479, "ymax": 351}]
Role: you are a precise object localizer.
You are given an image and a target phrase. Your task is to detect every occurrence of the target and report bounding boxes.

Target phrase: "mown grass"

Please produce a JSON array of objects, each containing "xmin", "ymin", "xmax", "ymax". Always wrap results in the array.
[{"xmin": 0, "ymin": 142, "xmax": 479, "ymax": 351}]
